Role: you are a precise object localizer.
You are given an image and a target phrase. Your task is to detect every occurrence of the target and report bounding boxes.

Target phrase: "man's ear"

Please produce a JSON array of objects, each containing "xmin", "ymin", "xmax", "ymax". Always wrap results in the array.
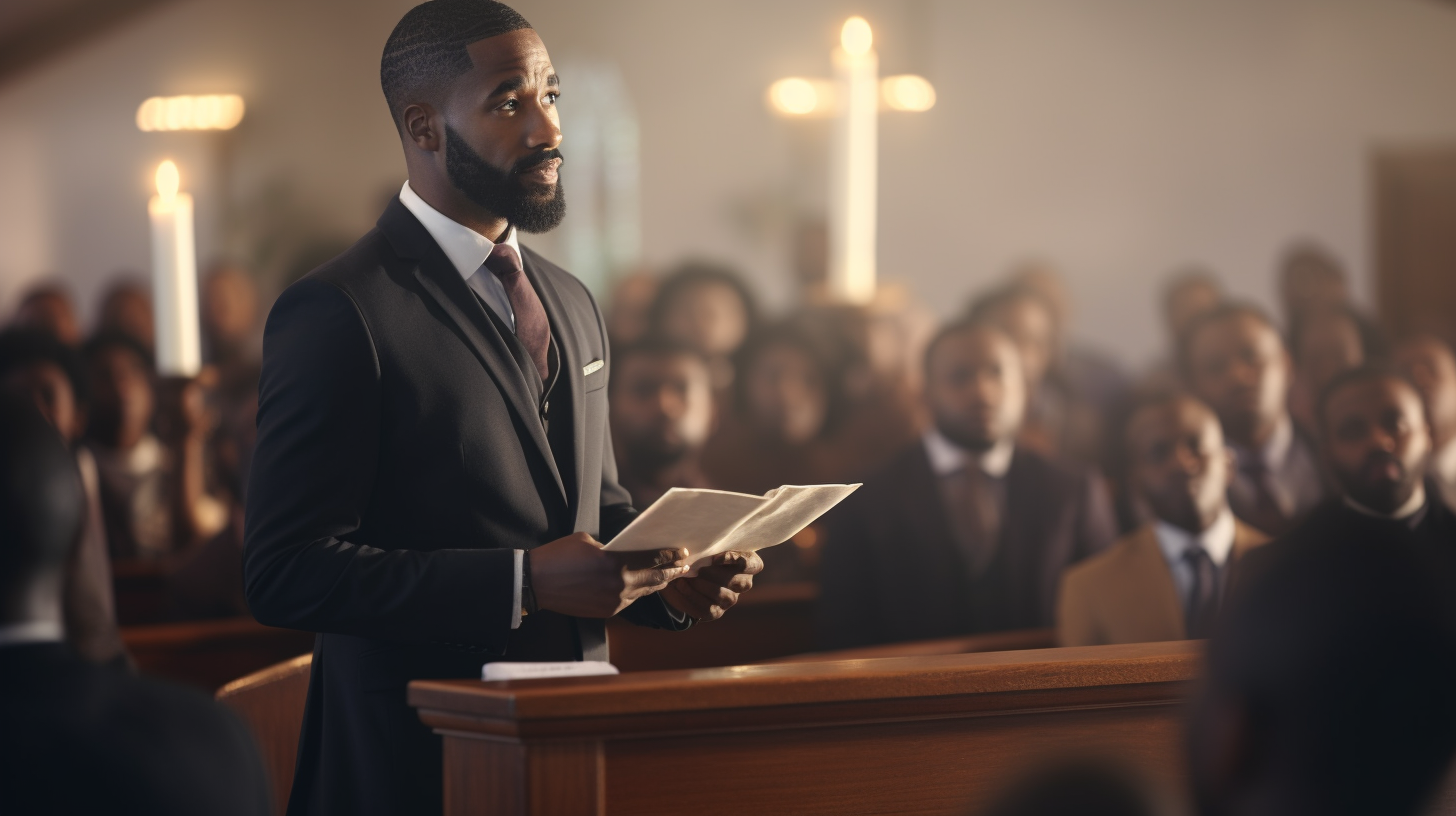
[{"xmin": 402, "ymin": 103, "xmax": 442, "ymax": 152}]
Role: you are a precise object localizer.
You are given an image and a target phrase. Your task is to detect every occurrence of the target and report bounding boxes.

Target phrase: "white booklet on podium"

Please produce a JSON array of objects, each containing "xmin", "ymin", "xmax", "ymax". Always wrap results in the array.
[{"xmin": 602, "ymin": 484, "xmax": 860, "ymax": 572}]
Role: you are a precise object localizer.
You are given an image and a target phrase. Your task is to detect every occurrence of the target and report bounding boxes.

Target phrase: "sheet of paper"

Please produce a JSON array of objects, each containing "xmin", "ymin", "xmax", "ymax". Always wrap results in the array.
[
  {"xmin": 482, "ymin": 661, "xmax": 619, "ymax": 681},
  {"xmin": 703, "ymin": 483, "xmax": 861, "ymax": 562},
  {"xmin": 601, "ymin": 488, "xmax": 766, "ymax": 555}
]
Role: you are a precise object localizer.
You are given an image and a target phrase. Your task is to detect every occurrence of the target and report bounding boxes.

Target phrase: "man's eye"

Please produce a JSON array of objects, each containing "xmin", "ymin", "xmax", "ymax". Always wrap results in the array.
[
  {"xmin": 499, "ymin": 99, "xmax": 517, "ymax": 111},
  {"xmin": 545, "ymin": 92, "xmax": 559, "ymax": 105}
]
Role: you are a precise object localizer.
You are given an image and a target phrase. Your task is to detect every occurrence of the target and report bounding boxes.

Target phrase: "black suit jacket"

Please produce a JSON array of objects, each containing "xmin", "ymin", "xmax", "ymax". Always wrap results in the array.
[
  {"xmin": 816, "ymin": 441, "xmax": 1116, "ymax": 650},
  {"xmin": 0, "ymin": 642, "xmax": 271, "ymax": 815},
  {"xmin": 244, "ymin": 199, "xmax": 686, "ymax": 816}
]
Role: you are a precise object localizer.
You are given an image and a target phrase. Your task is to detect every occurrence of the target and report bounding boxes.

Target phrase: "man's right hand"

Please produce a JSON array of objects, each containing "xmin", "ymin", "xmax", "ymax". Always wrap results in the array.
[{"xmin": 529, "ymin": 533, "xmax": 689, "ymax": 619}]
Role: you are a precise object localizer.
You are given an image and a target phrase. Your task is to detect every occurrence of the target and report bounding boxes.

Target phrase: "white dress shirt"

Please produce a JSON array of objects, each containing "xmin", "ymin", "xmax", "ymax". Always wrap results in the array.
[
  {"xmin": 399, "ymin": 180, "xmax": 529, "ymax": 629},
  {"xmin": 0, "ymin": 620, "xmax": 63, "ymax": 647},
  {"xmin": 398, "ymin": 180, "xmax": 521, "ymax": 332},
  {"xmin": 922, "ymin": 428, "xmax": 1015, "ymax": 479},
  {"xmin": 1343, "ymin": 481, "xmax": 1428, "ymax": 521},
  {"xmin": 1153, "ymin": 508, "xmax": 1236, "ymax": 610}
]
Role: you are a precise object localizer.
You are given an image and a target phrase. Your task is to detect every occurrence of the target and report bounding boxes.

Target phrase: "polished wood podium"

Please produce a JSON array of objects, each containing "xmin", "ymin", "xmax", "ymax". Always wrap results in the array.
[{"xmin": 408, "ymin": 641, "xmax": 1200, "ymax": 816}]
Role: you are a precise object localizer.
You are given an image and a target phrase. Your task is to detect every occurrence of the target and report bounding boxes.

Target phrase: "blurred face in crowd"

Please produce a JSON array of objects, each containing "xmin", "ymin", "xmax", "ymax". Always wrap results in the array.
[
  {"xmin": 1393, "ymin": 336, "xmax": 1456, "ymax": 449},
  {"xmin": 201, "ymin": 267, "xmax": 259, "ymax": 353},
  {"xmin": 1185, "ymin": 313, "xmax": 1291, "ymax": 448},
  {"xmin": 1127, "ymin": 397, "xmax": 1232, "ymax": 534},
  {"xmin": 1164, "ymin": 278, "xmax": 1221, "ymax": 340},
  {"xmin": 610, "ymin": 350, "xmax": 713, "ymax": 468},
  {"xmin": 2, "ymin": 362, "xmax": 80, "ymax": 443},
  {"xmin": 1294, "ymin": 309, "xmax": 1364, "ymax": 403},
  {"xmin": 100, "ymin": 285, "xmax": 155, "ymax": 351},
  {"xmin": 1320, "ymin": 376, "xmax": 1430, "ymax": 514},
  {"xmin": 925, "ymin": 326, "xmax": 1026, "ymax": 452},
  {"xmin": 605, "ymin": 272, "xmax": 658, "ymax": 346},
  {"xmin": 87, "ymin": 345, "xmax": 153, "ymax": 451},
  {"xmin": 1280, "ymin": 259, "xmax": 1348, "ymax": 323},
  {"xmin": 13, "ymin": 290, "xmax": 81, "ymax": 347},
  {"xmin": 984, "ymin": 294, "xmax": 1056, "ymax": 391},
  {"xmin": 743, "ymin": 341, "xmax": 827, "ymax": 446},
  {"xmin": 660, "ymin": 281, "xmax": 749, "ymax": 360}
]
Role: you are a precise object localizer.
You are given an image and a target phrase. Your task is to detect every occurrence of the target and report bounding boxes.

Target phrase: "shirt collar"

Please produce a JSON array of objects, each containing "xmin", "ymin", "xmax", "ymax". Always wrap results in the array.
[
  {"xmin": 1154, "ymin": 508, "xmax": 1237, "ymax": 568},
  {"xmin": 398, "ymin": 181, "xmax": 520, "ymax": 281},
  {"xmin": 0, "ymin": 620, "xmax": 63, "ymax": 648},
  {"xmin": 922, "ymin": 428, "xmax": 1014, "ymax": 479},
  {"xmin": 1342, "ymin": 481, "xmax": 1428, "ymax": 522}
]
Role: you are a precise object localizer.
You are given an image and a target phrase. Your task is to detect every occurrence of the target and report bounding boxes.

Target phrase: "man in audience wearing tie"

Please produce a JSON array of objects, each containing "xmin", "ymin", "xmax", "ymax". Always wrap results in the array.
[
  {"xmin": 1393, "ymin": 333, "xmax": 1456, "ymax": 509},
  {"xmin": 1057, "ymin": 393, "xmax": 1267, "ymax": 646},
  {"xmin": 817, "ymin": 320, "xmax": 1116, "ymax": 650},
  {"xmin": 1181, "ymin": 303, "xmax": 1323, "ymax": 535},
  {"xmin": 1269, "ymin": 365, "xmax": 1456, "ymax": 556},
  {"xmin": 244, "ymin": 3, "xmax": 761, "ymax": 814},
  {"xmin": 0, "ymin": 395, "xmax": 271, "ymax": 816}
]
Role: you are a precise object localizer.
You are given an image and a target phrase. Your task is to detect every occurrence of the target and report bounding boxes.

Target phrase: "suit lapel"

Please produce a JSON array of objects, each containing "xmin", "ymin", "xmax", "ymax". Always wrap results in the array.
[
  {"xmin": 521, "ymin": 249, "xmax": 584, "ymax": 515},
  {"xmin": 1126, "ymin": 526, "xmax": 1188, "ymax": 640},
  {"xmin": 376, "ymin": 200, "xmax": 567, "ymax": 506}
]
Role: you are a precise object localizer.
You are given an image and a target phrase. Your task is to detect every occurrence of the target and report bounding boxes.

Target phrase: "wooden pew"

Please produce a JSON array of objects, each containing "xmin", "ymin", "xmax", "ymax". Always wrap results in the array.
[
  {"xmin": 408, "ymin": 641, "xmax": 1201, "ymax": 816},
  {"xmin": 607, "ymin": 581, "xmax": 818, "ymax": 671},
  {"xmin": 217, "ymin": 654, "xmax": 314, "ymax": 816},
  {"xmin": 761, "ymin": 627, "xmax": 1055, "ymax": 663},
  {"xmin": 122, "ymin": 616, "xmax": 315, "ymax": 690}
]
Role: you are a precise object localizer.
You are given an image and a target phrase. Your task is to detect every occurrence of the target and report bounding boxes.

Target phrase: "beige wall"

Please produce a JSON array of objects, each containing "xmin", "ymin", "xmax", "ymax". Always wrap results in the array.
[{"xmin": 2, "ymin": 0, "xmax": 1455, "ymax": 365}]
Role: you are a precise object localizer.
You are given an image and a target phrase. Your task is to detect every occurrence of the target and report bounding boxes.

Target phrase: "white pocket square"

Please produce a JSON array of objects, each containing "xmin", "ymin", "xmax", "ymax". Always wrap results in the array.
[{"xmin": 582, "ymin": 359, "xmax": 604, "ymax": 376}]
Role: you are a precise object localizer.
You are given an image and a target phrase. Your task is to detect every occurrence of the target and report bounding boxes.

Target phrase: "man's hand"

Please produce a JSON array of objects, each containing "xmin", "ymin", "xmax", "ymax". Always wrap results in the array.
[
  {"xmin": 530, "ymin": 533, "xmax": 688, "ymax": 619},
  {"xmin": 662, "ymin": 551, "xmax": 764, "ymax": 622}
]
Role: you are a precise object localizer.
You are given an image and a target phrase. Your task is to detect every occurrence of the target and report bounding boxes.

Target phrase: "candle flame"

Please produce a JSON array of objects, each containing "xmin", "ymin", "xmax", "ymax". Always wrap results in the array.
[
  {"xmin": 840, "ymin": 16, "xmax": 873, "ymax": 56},
  {"xmin": 155, "ymin": 160, "xmax": 180, "ymax": 205}
]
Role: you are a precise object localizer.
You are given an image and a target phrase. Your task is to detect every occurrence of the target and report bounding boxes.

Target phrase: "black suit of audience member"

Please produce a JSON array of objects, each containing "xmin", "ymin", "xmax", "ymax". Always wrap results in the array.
[
  {"xmin": 0, "ymin": 396, "xmax": 270, "ymax": 816},
  {"xmin": 819, "ymin": 322, "xmax": 1115, "ymax": 650}
]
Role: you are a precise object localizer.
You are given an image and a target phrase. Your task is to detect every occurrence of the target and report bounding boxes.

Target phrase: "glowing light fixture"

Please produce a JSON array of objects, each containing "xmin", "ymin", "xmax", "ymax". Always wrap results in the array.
[
  {"xmin": 768, "ymin": 77, "xmax": 835, "ymax": 116},
  {"xmin": 840, "ymin": 16, "xmax": 873, "ymax": 57},
  {"xmin": 147, "ymin": 160, "xmax": 201, "ymax": 376},
  {"xmin": 880, "ymin": 74, "xmax": 936, "ymax": 112},
  {"xmin": 136, "ymin": 94, "xmax": 246, "ymax": 132}
]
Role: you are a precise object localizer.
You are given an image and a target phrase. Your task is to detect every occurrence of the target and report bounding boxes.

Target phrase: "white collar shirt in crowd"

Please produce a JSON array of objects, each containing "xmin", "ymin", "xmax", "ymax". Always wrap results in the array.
[
  {"xmin": 398, "ymin": 180, "xmax": 521, "ymax": 332},
  {"xmin": 0, "ymin": 620, "xmax": 63, "ymax": 648},
  {"xmin": 922, "ymin": 428, "xmax": 1015, "ymax": 479},
  {"xmin": 1154, "ymin": 508, "xmax": 1236, "ymax": 609},
  {"xmin": 1343, "ymin": 481, "xmax": 1428, "ymax": 522}
]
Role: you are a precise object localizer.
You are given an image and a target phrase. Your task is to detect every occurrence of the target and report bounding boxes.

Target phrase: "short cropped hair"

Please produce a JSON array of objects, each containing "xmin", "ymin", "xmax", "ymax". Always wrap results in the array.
[
  {"xmin": 964, "ymin": 283, "xmax": 1054, "ymax": 327},
  {"xmin": 646, "ymin": 261, "xmax": 759, "ymax": 341},
  {"xmin": 380, "ymin": 0, "xmax": 532, "ymax": 126},
  {"xmin": 82, "ymin": 330, "xmax": 153, "ymax": 373},
  {"xmin": 1314, "ymin": 364, "xmax": 1422, "ymax": 431},
  {"xmin": 1176, "ymin": 301, "xmax": 1282, "ymax": 380},
  {"xmin": 608, "ymin": 336, "xmax": 708, "ymax": 394},
  {"xmin": 921, "ymin": 317, "xmax": 1009, "ymax": 380}
]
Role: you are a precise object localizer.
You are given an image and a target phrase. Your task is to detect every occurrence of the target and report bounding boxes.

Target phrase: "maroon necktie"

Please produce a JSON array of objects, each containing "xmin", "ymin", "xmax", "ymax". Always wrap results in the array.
[{"xmin": 484, "ymin": 244, "xmax": 550, "ymax": 383}]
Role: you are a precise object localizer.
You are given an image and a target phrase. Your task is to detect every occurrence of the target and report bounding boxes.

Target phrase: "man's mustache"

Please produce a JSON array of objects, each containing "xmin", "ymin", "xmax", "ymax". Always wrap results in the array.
[
  {"xmin": 513, "ymin": 149, "xmax": 564, "ymax": 175},
  {"xmin": 1361, "ymin": 450, "xmax": 1404, "ymax": 478}
]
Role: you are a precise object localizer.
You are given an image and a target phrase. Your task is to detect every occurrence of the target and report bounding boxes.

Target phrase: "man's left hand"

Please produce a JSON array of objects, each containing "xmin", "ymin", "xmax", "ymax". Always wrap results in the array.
[{"xmin": 662, "ymin": 551, "xmax": 764, "ymax": 622}]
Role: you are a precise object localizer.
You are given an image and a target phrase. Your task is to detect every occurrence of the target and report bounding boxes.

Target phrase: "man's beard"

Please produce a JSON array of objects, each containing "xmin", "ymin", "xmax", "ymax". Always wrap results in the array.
[{"xmin": 445, "ymin": 125, "xmax": 566, "ymax": 234}]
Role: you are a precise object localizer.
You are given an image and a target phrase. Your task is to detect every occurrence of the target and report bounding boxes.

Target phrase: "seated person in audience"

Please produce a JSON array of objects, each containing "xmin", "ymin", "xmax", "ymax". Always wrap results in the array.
[
  {"xmin": 646, "ymin": 261, "xmax": 757, "ymax": 392},
  {"xmin": 83, "ymin": 331, "xmax": 228, "ymax": 560},
  {"xmin": 1276, "ymin": 241, "xmax": 1350, "ymax": 328},
  {"xmin": 967, "ymin": 283, "xmax": 1112, "ymax": 466},
  {"xmin": 97, "ymin": 278, "xmax": 156, "ymax": 353},
  {"xmin": 1058, "ymin": 393, "xmax": 1267, "ymax": 646},
  {"xmin": 1276, "ymin": 366, "xmax": 1456, "ymax": 553},
  {"xmin": 1188, "ymin": 501, "xmax": 1456, "ymax": 816},
  {"xmin": 604, "ymin": 270, "xmax": 659, "ymax": 347},
  {"xmin": 1287, "ymin": 304, "xmax": 1383, "ymax": 433},
  {"xmin": 0, "ymin": 329, "xmax": 126, "ymax": 664},
  {"xmin": 609, "ymin": 337, "xmax": 715, "ymax": 508},
  {"xmin": 1393, "ymin": 333, "xmax": 1456, "ymax": 509},
  {"xmin": 0, "ymin": 395, "xmax": 271, "ymax": 816},
  {"xmin": 201, "ymin": 264, "xmax": 263, "ymax": 502},
  {"xmin": 701, "ymin": 321, "xmax": 840, "ymax": 495},
  {"xmin": 10, "ymin": 283, "xmax": 82, "ymax": 346},
  {"xmin": 817, "ymin": 320, "xmax": 1116, "ymax": 650},
  {"xmin": 1140, "ymin": 267, "xmax": 1223, "ymax": 392},
  {"xmin": 1181, "ymin": 303, "xmax": 1322, "ymax": 535}
]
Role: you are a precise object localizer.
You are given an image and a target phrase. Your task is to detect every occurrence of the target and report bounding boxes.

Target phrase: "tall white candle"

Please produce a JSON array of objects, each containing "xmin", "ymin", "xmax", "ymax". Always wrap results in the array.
[
  {"xmin": 147, "ymin": 160, "xmax": 202, "ymax": 377},
  {"xmin": 827, "ymin": 16, "xmax": 879, "ymax": 305}
]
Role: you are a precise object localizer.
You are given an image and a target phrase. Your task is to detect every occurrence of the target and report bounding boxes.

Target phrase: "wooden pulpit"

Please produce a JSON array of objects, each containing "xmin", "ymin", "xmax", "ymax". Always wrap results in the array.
[{"xmin": 408, "ymin": 641, "xmax": 1200, "ymax": 816}]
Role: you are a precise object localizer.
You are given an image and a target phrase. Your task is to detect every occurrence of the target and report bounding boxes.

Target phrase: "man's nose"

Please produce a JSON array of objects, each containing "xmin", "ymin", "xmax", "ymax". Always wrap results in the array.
[
  {"xmin": 524, "ymin": 102, "xmax": 561, "ymax": 150},
  {"xmin": 1173, "ymin": 445, "xmax": 1203, "ymax": 475}
]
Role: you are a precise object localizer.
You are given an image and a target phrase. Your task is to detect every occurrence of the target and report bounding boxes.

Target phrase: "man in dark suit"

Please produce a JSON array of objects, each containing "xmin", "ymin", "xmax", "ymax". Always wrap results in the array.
[
  {"xmin": 1261, "ymin": 365, "xmax": 1456, "ymax": 560},
  {"xmin": 0, "ymin": 395, "xmax": 272, "ymax": 816},
  {"xmin": 817, "ymin": 320, "xmax": 1116, "ymax": 650},
  {"xmin": 243, "ymin": 3, "xmax": 761, "ymax": 815}
]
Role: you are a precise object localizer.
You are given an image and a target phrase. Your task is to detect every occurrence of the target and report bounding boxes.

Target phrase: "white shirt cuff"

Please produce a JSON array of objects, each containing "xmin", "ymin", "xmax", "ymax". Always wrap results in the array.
[{"xmin": 511, "ymin": 549, "xmax": 524, "ymax": 630}]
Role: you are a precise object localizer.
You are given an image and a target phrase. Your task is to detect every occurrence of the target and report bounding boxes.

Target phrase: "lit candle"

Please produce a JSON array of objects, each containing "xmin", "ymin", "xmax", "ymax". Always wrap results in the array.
[
  {"xmin": 147, "ymin": 160, "xmax": 202, "ymax": 376},
  {"xmin": 828, "ymin": 16, "xmax": 878, "ymax": 305}
]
